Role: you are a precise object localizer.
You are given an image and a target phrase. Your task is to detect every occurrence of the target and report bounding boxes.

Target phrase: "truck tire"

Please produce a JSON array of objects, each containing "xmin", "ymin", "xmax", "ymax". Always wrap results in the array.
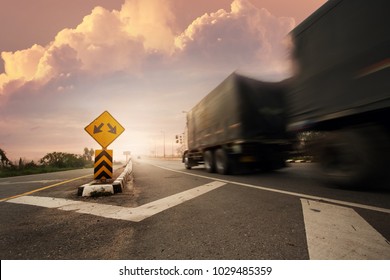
[
  {"xmin": 204, "ymin": 150, "xmax": 215, "ymax": 173},
  {"xmin": 318, "ymin": 125, "xmax": 389, "ymax": 188},
  {"xmin": 184, "ymin": 153, "xmax": 192, "ymax": 170},
  {"xmin": 215, "ymin": 148, "xmax": 231, "ymax": 175}
]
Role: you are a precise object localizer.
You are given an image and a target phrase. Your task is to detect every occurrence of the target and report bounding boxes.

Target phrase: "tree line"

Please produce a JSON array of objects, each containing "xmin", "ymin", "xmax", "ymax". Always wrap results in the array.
[{"xmin": 0, "ymin": 148, "xmax": 94, "ymax": 177}]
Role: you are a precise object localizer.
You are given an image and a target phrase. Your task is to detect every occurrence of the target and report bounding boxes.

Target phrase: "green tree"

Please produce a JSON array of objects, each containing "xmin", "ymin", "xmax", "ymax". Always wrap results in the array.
[
  {"xmin": 83, "ymin": 147, "xmax": 94, "ymax": 162},
  {"xmin": 25, "ymin": 160, "xmax": 37, "ymax": 169},
  {"xmin": 63, "ymin": 153, "xmax": 85, "ymax": 168},
  {"xmin": 295, "ymin": 131, "xmax": 324, "ymax": 157},
  {"xmin": 40, "ymin": 152, "xmax": 64, "ymax": 168},
  {"xmin": 40, "ymin": 152, "xmax": 85, "ymax": 168},
  {"xmin": 0, "ymin": 148, "xmax": 13, "ymax": 168},
  {"xmin": 18, "ymin": 158, "xmax": 25, "ymax": 169}
]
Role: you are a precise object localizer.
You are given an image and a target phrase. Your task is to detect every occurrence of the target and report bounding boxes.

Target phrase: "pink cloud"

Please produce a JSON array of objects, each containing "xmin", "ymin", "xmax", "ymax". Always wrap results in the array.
[
  {"xmin": 0, "ymin": 0, "xmax": 295, "ymax": 96},
  {"xmin": 0, "ymin": 0, "xmax": 173, "ymax": 96},
  {"xmin": 175, "ymin": 0, "xmax": 295, "ymax": 75}
]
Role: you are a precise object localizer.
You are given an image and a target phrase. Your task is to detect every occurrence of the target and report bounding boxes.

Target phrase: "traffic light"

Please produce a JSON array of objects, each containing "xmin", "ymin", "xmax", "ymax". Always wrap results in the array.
[{"xmin": 175, "ymin": 135, "xmax": 183, "ymax": 144}]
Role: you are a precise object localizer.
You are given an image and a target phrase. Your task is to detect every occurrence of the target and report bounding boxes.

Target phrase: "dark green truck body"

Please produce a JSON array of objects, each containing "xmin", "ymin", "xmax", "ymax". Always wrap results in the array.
[
  {"xmin": 187, "ymin": 73, "xmax": 287, "ymax": 150},
  {"xmin": 287, "ymin": 0, "xmax": 389, "ymax": 131},
  {"xmin": 287, "ymin": 0, "xmax": 390, "ymax": 186},
  {"xmin": 184, "ymin": 0, "xmax": 390, "ymax": 184},
  {"xmin": 184, "ymin": 73, "xmax": 289, "ymax": 173}
]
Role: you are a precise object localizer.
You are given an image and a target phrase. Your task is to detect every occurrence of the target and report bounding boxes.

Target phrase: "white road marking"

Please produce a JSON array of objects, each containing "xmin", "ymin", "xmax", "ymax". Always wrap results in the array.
[
  {"xmin": 6, "ymin": 181, "xmax": 226, "ymax": 222},
  {"xmin": 130, "ymin": 180, "xmax": 226, "ymax": 221},
  {"xmin": 301, "ymin": 199, "xmax": 390, "ymax": 259},
  {"xmin": 149, "ymin": 163, "xmax": 390, "ymax": 214}
]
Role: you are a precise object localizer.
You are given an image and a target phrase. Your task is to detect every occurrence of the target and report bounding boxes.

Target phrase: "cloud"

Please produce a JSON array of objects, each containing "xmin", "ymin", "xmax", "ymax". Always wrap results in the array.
[
  {"xmin": 0, "ymin": 0, "xmax": 296, "ymax": 160},
  {"xmin": 175, "ymin": 0, "xmax": 295, "ymax": 75},
  {"xmin": 119, "ymin": 0, "xmax": 176, "ymax": 53},
  {"xmin": 1, "ymin": 44, "xmax": 45, "ymax": 81},
  {"xmin": 0, "ymin": 0, "xmax": 294, "ymax": 95},
  {"xmin": 0, "ymin": 0, "xmax": 175, "ymax": 95}
]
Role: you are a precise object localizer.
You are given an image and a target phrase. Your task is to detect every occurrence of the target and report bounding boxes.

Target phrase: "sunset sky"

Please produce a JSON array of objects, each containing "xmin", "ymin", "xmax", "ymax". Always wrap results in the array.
[{"xmin": 0, "ymin": 0, "xmax": 326, "ymax": 161}]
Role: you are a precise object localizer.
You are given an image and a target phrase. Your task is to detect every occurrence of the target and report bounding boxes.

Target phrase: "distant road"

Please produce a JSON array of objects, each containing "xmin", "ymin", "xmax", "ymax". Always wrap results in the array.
[{"xmin": 0, "ymin": 159, "xmax": 389, "ymax": 260}]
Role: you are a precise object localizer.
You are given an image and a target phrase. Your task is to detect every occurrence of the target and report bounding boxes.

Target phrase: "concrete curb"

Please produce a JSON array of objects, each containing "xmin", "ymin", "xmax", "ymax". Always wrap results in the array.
[
  {"xmin": 112, "ymin": 160, "xmax": 133, "ymax": 193},
  {"xmin": 78, "ymin": 160, "xmax": 133, "ymax": 197}
]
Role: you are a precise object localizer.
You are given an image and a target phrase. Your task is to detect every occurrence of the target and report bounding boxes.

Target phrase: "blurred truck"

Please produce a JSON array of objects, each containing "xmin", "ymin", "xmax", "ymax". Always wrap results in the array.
[
  {"xmin": 287, "ymin": 0, "xmax": 389, "ymax": 186},
  {"xmin": 182, "ymin": 73, "xmax": 290, "ymax": 174},
  {"xmin": 183, "ymin": 0, "xmax": 389, "ymax": 187}
]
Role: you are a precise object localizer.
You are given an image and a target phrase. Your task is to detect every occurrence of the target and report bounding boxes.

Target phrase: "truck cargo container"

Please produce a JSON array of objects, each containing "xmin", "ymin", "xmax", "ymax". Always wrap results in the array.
[
  {"xmin": 287, "ymin": 0, "xmax": 390, "ymax": 186},
  {"xmin": 182, "ymin": 73, "xmax": 290, "ymax": 174}
]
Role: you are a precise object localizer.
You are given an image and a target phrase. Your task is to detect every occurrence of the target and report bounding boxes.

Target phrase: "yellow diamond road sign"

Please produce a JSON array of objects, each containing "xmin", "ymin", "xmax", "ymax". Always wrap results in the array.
[{"xmin": 85, "ymin": 111, "xmax": 125, "ymax": 148}]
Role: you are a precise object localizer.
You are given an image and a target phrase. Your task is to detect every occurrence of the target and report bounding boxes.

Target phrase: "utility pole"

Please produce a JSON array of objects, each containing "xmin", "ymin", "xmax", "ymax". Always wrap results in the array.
[{"xmin": 161, "ymin": 130, "xmax": 166, "ymax": 158}]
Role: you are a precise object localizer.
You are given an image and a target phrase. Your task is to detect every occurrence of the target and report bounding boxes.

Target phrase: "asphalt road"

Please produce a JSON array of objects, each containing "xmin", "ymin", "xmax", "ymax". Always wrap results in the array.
[{"xmin": 0, "ymin": 159, "xmax": 389, "ymax": 260}]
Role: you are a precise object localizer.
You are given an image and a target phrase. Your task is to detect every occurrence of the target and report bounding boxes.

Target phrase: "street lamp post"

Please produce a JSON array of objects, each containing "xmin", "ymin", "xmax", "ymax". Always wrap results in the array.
[{"xmin": 161, "ymin": 130, "xmax": 166, "ymax": 158}]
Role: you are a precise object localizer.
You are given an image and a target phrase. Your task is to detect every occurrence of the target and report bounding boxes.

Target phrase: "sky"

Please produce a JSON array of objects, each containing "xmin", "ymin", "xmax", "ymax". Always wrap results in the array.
[{"xmin": 0, "ymin": 0, "xmax": 326, "ymax": 161}]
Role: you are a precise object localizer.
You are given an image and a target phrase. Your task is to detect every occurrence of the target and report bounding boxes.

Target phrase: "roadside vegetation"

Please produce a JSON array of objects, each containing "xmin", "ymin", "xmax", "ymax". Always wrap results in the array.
[
  {"xmin": 0, "ymin": 148, "xmax": 94, "ymax": 178},
  {"xmin": 288, "ymin": 131, "xmax": 324, "ymax": 162}
]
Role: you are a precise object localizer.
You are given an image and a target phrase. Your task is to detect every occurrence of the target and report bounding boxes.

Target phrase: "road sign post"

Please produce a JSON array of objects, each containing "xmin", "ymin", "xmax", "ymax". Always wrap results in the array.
[
  {"xmin": 85, "ymin": 111, "xmax": 125, "ymax": 182},
  {"xmin": 123, "ymin": 151, "xmax": 131, "ymax": 162}
]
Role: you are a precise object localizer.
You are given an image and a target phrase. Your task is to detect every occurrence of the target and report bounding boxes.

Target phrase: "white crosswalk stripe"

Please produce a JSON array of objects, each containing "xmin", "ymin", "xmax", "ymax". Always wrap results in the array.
[
  {"xmin": 6, "ymin": 181, "xmax": 226, "ymax": 222},
  {"xmin": 301, "ymin": 199, "xmax": 390, "ymax": 259}
]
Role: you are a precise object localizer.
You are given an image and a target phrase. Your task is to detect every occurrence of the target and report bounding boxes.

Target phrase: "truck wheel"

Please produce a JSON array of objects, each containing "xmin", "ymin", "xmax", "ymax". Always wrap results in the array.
[
  {"xmin": 184, "ymin": 153, "xmax": 192, "ymax": 170},
  {"xmin": 204, "ymin": 150, "xmax": 215, "ymax": 173},
  {"xmin": 215, "ymin": 148, "xmax": 230, "ymax": 175},
  {"xmin": 318, "ymin": 125, "xmax": 389, "ymax": 188}
]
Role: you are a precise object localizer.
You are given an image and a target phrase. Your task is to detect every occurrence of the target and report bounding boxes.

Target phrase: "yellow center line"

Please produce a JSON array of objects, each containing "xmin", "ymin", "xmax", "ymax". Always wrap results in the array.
[{"xmin": 0, "ymin": 174, "xmax": 92, "ymax": 202}]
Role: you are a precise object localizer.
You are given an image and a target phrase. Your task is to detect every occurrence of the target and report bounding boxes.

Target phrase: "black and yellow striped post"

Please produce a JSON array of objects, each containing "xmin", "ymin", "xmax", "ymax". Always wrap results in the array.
[{"xmin": 94, "ymin": 149, "xmax": 113, "ymax": 180}]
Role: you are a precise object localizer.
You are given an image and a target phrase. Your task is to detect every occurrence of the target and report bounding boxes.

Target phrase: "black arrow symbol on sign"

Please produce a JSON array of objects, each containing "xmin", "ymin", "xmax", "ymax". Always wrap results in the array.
[
  {"xmin": 107, "ymin": 123, "xmax": 117, "ymax": 134},
  {"xmin": 94, "ymin": 123, "xmax": 104, "ymax": 134}
]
